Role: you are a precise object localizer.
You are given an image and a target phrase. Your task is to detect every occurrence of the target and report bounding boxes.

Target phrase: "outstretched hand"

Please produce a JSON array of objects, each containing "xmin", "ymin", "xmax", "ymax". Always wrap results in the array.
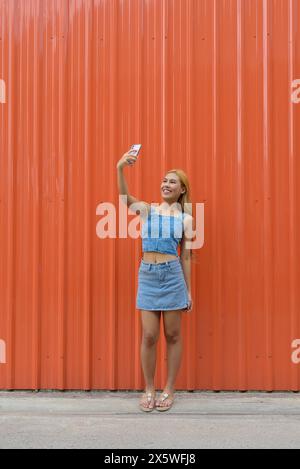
[{"xmin": 117, "ymin": 152, "xmax": 138, "ymax": 169}]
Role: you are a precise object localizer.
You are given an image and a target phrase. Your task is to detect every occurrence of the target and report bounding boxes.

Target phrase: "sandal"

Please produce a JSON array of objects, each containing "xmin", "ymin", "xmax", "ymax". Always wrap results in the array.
[
  {"xmin": 139, "ymin": 391, "xmax": 156, "ymax": 412},
  {"xmin": 155, "ymin": 392, "xmax": 174, "ymax": 412}
]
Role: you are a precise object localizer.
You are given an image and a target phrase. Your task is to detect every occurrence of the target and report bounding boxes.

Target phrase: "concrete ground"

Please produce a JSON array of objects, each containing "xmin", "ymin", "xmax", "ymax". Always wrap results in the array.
[{"xmin": 0, "ymin": 391, "xmax": 300, "ymax": 449}]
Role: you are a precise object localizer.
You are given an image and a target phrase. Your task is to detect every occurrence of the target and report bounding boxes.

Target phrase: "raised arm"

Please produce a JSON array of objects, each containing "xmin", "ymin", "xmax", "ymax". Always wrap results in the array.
[{"xmin": 116, "ymin": 152, "xmax": 150, "ymax": 216}]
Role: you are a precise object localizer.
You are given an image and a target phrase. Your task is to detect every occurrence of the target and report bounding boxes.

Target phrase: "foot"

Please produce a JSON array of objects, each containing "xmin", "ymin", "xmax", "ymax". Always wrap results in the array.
[
  {"xmin": 155, "ymin": 389, "xmax": 175, "ymax": 411},
  {"xmin": 139, "ymin": 389, "xmax": 156, "ymax": 412}
]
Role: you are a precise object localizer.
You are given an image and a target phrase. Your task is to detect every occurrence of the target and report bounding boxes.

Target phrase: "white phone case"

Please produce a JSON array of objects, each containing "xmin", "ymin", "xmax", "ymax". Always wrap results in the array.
[{"xmin": 128, "ymin": 144, "xmax": 142, "ymax": 156}]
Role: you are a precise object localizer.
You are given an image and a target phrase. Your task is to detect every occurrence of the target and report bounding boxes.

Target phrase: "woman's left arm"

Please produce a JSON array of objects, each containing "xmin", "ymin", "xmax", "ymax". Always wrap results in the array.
[
  {"xmin": 180, "ymin": 255, "xmax": 191, "ymax": 293},
  {"xmin": 180, "ymin": 216, "xmax": 193, "ymax": 292},
  {"xmin": 180, "ymin": 232, "xmax": 193, "ymax": 311},
  {"xmin": 180, "ymin": 215, "xmax": 195, "ymax": 311},
  {"xmin": 180, "ymin": 235, "xmax": 193, "ymax": 312}
]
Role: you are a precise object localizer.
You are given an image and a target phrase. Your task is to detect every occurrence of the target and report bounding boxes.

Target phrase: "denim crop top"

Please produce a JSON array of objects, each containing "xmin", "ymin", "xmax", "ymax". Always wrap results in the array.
[{"xmin": 141, "ymin": 205, "xmax": 186, "ymax": 257}]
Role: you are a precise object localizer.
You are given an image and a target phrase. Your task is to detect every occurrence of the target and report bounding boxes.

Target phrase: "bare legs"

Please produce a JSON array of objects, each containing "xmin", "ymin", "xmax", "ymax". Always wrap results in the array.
[
  {"xmin": 140, "ymin": 309, "xmax": 183, "ymax": 409},
  {"xmin": 162, "ymin": 310, "xmax": 183, "ymax": 393},
  {"xmin": 140, "ymin": 310, "xmax": 161, "ymax": 391}
]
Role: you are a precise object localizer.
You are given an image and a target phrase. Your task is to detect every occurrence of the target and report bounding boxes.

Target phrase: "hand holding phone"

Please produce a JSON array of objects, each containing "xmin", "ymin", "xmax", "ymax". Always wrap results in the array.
[
  {"xmin": 117, "ymin": 146, "xmax": 141, "ymax": 170},
  {"xmin": 128, "ymin": 144, "xmax": 142, "ymax": 157}
]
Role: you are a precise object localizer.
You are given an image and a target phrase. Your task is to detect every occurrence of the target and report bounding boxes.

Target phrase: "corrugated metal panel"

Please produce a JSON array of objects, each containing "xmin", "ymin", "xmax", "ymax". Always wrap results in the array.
[{"xmin": 0, "ymin": 0, "xmax": 300, "ymax": 390}]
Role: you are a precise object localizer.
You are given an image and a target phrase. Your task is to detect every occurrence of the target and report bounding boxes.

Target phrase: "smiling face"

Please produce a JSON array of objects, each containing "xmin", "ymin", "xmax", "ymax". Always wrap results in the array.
[{"xmin": 161, "ymin": 172, "xmax": 186, "ymax": 204}]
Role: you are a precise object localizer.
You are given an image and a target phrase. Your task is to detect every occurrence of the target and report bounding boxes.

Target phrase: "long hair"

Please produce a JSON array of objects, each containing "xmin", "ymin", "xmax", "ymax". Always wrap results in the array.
[
  {"xmin": 165, "ymin": 169, "xmax": 198, "ymax": 263},
  {"xmin": 165, "ymin": 168, "xmax": 192, "ymax": 216}
]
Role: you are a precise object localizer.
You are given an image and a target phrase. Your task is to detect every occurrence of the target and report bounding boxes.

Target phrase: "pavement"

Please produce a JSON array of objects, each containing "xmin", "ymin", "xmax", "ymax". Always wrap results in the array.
[{"xmin": 0, "ymin": 391, "xmax": 300, "ymax": 449}]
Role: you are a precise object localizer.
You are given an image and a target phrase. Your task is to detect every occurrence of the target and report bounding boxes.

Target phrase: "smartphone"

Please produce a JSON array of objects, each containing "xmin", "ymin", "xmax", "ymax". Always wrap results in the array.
[{"xmin": 128, "ymin": 144, "xmax": 142, "ymax": 157}]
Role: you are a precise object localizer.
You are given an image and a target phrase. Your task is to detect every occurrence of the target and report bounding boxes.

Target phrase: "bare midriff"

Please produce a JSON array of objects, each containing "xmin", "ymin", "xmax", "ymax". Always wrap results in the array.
[{"xmin": 142, "ymin": 251, "xmax": 178, "ymax": 264}]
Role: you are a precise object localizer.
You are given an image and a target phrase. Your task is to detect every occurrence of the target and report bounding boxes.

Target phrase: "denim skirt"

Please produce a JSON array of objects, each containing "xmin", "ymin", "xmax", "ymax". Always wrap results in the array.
[{"xmin": 136, "ymin": 258, "xmax": 190, "ymax": 312}]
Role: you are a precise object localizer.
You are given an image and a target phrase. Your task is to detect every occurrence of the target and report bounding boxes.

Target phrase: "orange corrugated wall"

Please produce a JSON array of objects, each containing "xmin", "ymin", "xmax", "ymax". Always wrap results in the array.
[{"xmin": 0, "ymin": 0, "xmax": 300, "ymax": 390}]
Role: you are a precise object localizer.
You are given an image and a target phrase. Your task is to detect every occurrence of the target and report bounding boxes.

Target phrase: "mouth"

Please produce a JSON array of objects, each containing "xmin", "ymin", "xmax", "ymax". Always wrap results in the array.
[{"xmin": 162, "ymin": 188, "xmax": 172, "ymax": 194}]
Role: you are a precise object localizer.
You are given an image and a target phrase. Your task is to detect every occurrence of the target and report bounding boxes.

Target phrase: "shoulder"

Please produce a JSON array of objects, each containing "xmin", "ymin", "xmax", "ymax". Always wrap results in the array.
[
  {"xmin": 139, "ymin": 201, "xmax": 151, "ymax": 217},
  {"xmin": 128, "ymin": 200, "xmax": 151, "ymax": 220},
  {"xmin": 182, "ymin": 212, "xmax": 193, "ymax": 224}
]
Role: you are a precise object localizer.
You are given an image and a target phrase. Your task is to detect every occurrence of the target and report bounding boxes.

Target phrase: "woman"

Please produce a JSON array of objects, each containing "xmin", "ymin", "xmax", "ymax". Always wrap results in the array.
[{"xmin": 116, "ymin": 151, "xmax": 194, "ymax": 413}]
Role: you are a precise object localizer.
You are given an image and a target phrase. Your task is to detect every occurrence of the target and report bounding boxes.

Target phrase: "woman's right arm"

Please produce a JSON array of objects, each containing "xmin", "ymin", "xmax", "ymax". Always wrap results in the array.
[{"xmin": 116, "ymin": 152, "xmax": 150, "ymax": 215}]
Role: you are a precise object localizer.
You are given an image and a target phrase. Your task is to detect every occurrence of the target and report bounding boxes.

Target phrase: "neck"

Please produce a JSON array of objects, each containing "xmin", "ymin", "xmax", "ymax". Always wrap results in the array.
[{"xmin": 159, "ymin": 201, "xmax": 181, "ymax": 211}]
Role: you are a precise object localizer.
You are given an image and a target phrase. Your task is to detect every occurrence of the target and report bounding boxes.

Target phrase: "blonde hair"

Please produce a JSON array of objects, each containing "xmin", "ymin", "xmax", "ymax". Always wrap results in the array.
[
  {"xmin": 164, "ymin": 168, "xmax": 192, "ymax": 216},
  {"xmin": 165, "ymin": 169, "xmax": 197, "ymax": 263}
]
